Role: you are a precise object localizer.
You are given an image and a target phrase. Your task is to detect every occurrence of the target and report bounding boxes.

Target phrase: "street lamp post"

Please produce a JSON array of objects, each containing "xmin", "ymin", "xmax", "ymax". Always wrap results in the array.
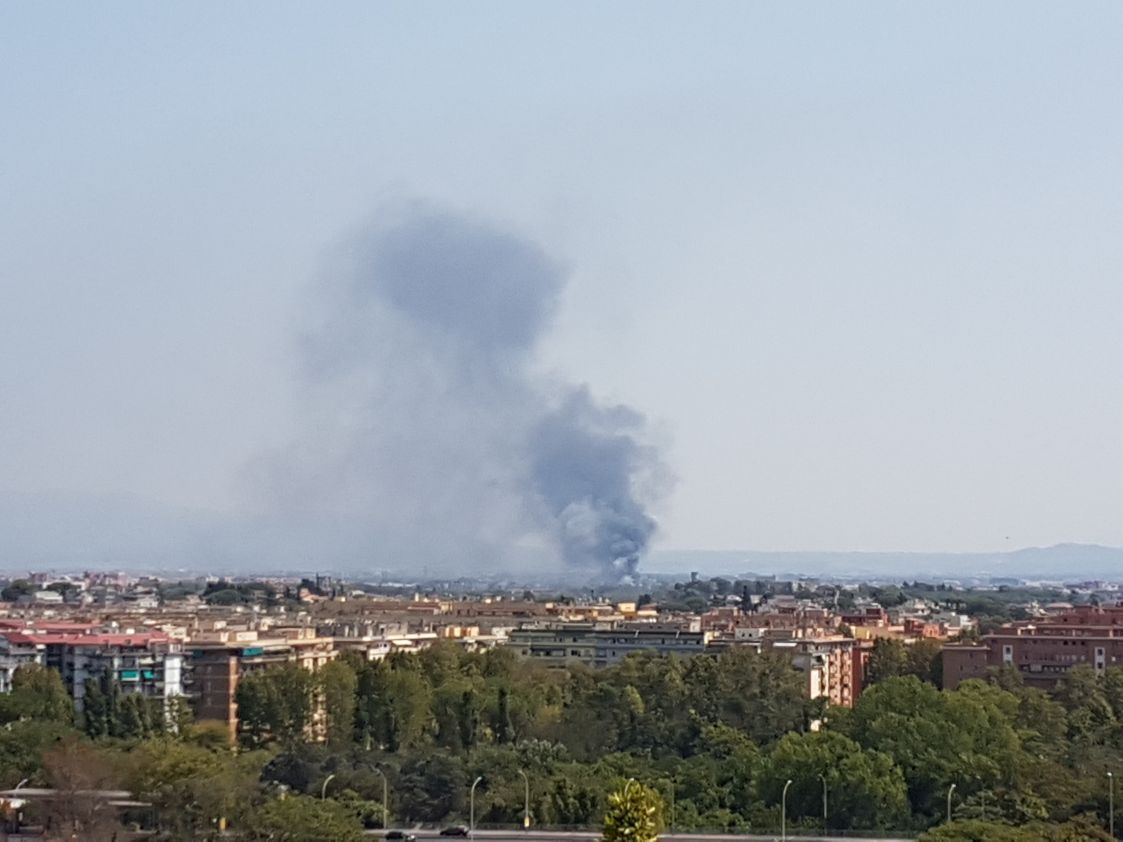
[
  {"xmin": 371, "ymin": 765, "xmax": 389, "ymax": 830},
  {"xmin": 947, "ymin": 783, "xmax": 957, "ymax": 824},
  {"xmin": 517, "ymin": 770, "xmax": 530, "ymax": 829},
  {"xmin": 819, "ymin": 774, "xmax": 828, "ymax": 832},
  {"xmin": 781, "ymin": 779, "xmax": 793, "ymax": 842},
  {"xmin": 1108, "ymin": 771, "xmax": 1115, "ymax": 839},
  {"xmin": 470, "ymin": 776, "xmax": 484, "ymax": 837},
  {"xmin": 321, "ymin": 774, "xmax": 336, "ymax": 801}
]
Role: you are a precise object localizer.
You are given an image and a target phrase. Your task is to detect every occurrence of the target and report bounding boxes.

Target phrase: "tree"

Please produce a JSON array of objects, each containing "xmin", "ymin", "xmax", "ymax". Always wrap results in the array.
[
  {"xmin": 320, "ymin": 659, "xmax": 357, "ymax": 749},
  {"xmin": 166, "ymin": 694, "xmax": 195, "ymax": 736},
  {"xmin": 494, "ymin": 686, "xmax": 514, "ymax": 745},
  {"xmin": 244, "ymin": 794, "xmax": 364, "ymax": 842},
  {"xmin": 755, "ymin": 731, "xmax": 909, "ymax": 830},
  {"xmin": 236, "ymin": 663, "xmax": 317, "ymax": 746},
  {"xmin": 0, "ymin": 719, "xmax": 78, "ymax": 787},
  {"xmin": 41, "ymin": 738, "xmax": 124, "ymax": 839},
  {"xmin": 458, "ymin": 688, "xmax": 481, "ymax": 751},
  {"xmin": 118, "ymin": 693, "xmax": 145, "ymax": 738},
  {"xmin": 843, "ymin": 676, "xmax": 1029, "ymax": 816},
  {"xmin": 546, "ymin": 774, "xmax": 602, "ymax": 826},
  {"xmin": 867, "ymin": 639, "xmax": 911, "ymax": 685},
  {"xmin": 0, "ymin": 579, "xmax": 35, "ymax": 602},
  {"xmin": 353, "ymin": 656, "xmax": 432, "ymax": 752},
  {"xmin": 867, "ymin": 638, "xmax": 942, "ymax": 686},
  {"xmin": 920, "ymin": 816, "xmax": 1113, "ymax": 841},
  {"xmin": 602, "ymin": 781, "xmax": 663, "ymax": 842},
  {"xmin": 0, "ymin": 664, "xmax": 73, "ymax": 725},
  {"xmin": 908, "ymin": 639, "xmax": 944, "ymax": 686},
  {"xmin": 397, "ymin": 752, "xmax": 467, "ymax": 822},
  {"xmin": 919, "ymin": 819, "xmax": 1043, "ymax": 841},
  {"xmin": 82, "ymin": 669, "xmax": 120, "ymax": 738},
  {"xmin": 1055, "ymin": 665, "xmax": 1116, "ymax": 744},
  {"xmin": 126, "ymin": 739, "xmax": 266, "ymax": 836}
]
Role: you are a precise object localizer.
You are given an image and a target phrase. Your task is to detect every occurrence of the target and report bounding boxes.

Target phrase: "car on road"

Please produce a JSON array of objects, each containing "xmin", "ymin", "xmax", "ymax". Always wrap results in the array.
[
  {"xmin": 385, "ymin": 832, "xmax": 416, "ymax": 841},
  {"xmin": 439, "ymin": 826, "xmax": 470, "ymax": 837}
]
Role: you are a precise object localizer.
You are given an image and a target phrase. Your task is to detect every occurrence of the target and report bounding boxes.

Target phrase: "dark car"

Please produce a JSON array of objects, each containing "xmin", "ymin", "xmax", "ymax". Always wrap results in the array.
[
  {"xmin": 385, "ymin": 832, "xmax": 417, "ymax": 841},
  {"xmin": 439, "ymin": 826, "xmax": 470, "ymax": 837}
]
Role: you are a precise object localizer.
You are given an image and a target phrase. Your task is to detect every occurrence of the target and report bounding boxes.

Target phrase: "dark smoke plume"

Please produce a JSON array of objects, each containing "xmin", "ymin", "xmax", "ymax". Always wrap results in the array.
[
  {"xmin": 262, "ymin": 205, "xmax": 667, "ymax": 580},
  {"xmin": 529, "ymin": 387, "xmax": 658, "ymax": 578}
]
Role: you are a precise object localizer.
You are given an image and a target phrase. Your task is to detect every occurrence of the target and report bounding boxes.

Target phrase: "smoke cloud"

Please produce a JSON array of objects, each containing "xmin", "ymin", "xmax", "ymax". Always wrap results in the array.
[{"xmin": 260, "ymin": 204, "xmax": 667, "ymax": 580}]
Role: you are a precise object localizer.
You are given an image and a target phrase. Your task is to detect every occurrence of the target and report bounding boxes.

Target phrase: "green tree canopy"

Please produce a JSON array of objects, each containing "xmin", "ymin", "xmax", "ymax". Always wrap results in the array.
[
  {"xmin": 602, "ymin": 781, "xmax": 663, "ymax": 842},
  {"xmin": 755, "ymin": 730, "xmax": 909, "ymax": 829},
  {"xmin": 0, "ymin": 664, "xmax": 73, "ymax": 725},
  {"xmin": 236, "ymin": 663, "xmax": 317, "ymax": 746},
  {"xmin": 843, "ymin": 676, "xmax": 1029, "ymax": 816},
  {"xmin": 244, "ymin": 794, "xmax": 364, "ymax": 842}
]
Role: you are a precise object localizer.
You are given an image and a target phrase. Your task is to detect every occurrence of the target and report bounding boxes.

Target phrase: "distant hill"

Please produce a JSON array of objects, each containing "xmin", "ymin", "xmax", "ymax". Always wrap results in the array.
[
  {"xmin": 1, "ymin": 490, "xmax": 1119, "ymax": 582},
  {"xmin": 645, "ymin": 544, "xmax": 1123, "ymax": 582}
]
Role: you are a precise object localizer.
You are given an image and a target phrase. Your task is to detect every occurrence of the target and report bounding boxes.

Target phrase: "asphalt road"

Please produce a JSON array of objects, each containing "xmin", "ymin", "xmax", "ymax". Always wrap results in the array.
[{"xmin": 365, "ymin": 830, "xmax": 916, "ymax": 841}]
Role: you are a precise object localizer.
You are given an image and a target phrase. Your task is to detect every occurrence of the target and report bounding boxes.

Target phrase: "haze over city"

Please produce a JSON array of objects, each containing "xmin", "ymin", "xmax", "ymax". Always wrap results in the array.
[
  {"xmin": 7, "ymin": 7, "xmax": 1123, "ymax": 842},
  {"xmin": 3, "ymin": 3, "xmax": 1123, "ymax": 575}
]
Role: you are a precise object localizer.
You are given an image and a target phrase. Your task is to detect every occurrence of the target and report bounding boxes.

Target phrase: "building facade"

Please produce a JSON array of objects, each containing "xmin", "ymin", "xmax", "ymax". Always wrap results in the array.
[
  {"xmin": 187, "ymin": 627, "xmax": 336, "ymax": 741},
  {"xmin": 942, "ymin": 604, "xmax": 1123, "ymax": 690},
  {"xmin": 507, "ymin": 622, "xmax": 710, "ymax": 668}
]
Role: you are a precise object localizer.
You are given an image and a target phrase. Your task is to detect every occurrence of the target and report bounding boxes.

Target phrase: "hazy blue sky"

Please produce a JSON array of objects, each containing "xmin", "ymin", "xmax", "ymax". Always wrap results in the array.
[{"xmin": 2, "ymin": 2, "xmax": 1122, "ymax": 562}]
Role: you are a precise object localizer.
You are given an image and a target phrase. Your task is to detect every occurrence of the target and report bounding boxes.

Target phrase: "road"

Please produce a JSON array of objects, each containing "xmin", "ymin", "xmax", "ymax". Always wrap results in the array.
[{"xmin": 365, "ymin": 830, "xmax": 916, "ymax": 841}]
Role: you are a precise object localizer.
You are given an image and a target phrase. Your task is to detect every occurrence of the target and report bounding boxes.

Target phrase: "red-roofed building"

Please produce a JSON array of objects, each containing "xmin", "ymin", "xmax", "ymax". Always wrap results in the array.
[
  {"xmin": 0, "ymin": 624, "xmax": 184, "ymax": 714},
  {"xmin": 943, "ymin": 603, "xmax": 1123, "ymax": 690},
  {"xmin": 44, "ymin": 632, "xmax": 184, "ymax": 713}
]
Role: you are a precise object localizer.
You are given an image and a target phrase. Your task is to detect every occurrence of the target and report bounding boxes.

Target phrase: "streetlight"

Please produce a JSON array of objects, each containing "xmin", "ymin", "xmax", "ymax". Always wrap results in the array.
[
  {"xmin": 947, "ymin": 783, "xmax": 957, "ymax": 824},
  {"xmin": 781, "ymin": 779, "xmax": 793, "ymax": 842},
  {"xmin": 370, "ymin": 765, "xmax": 389, "ymax": 830},
  {"xmin": 1108, "ymin": 771, "xmax": 1115, "ymax": 839},
  {"xmin": 470, "ymin": 775, "xmax": 484, "ymax": 837},
  {"xmin": 321, "ymin": 773, "xmax": 336, "ymax": 801},
  {"xmin": 517, "ymin": 770, "xmax": 530, "ymax": 829},
  {"xmin": 818, "ymin": 774, "xmax": 828, "ymax": 832}
]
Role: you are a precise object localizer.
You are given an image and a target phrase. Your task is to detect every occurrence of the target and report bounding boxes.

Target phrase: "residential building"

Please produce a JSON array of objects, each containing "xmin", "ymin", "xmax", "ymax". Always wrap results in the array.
[
  {"xmin": 942, "ymin": 603, "xmax": 1123, "ymax": 690},
  {"xmin": 44, "ymin": 632, "xmax": 184, "ymax": 712},
  {"xmin": 187, "ymin": 627, "xmax": 335, "ymax": 741},
  {"xmin": 0, "ymin": 632, "xmax": 45, "ymax": 692},
  {"xmin": 0, "ymin": 625, "xmax": 183, "ymax": 712},
  {"xmin": 769, "ymin": 635, "xmax": 860, "ymax": 708},
  {"xmin": 506, "ymin": 621, "xmax": 710, "ymax": 668}
]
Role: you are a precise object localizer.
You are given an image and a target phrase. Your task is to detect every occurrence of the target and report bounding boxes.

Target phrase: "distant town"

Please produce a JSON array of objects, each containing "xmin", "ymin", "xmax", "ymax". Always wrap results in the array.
[{"xmin": 1, "ymin": 567, "xmax": 1119, "ymax": 739}]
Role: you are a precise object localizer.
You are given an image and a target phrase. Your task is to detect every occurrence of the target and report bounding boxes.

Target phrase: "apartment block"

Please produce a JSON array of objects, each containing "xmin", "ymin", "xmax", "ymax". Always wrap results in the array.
[
  {"xmin": 942, "ymin": 604, "xmax": 1123, "ymax": 690},
  {"xmin": 769, "ymin": 635, "xmax": 861, "ymax": 708},
  {"xmin": 507, "ymin": 621, "xmax": 710, "ymax": 668},
  {"xmin": 0, "ymin": 624, "xmax": 183, "ymax": 711},
  {"xmin": 187, "ymin": 627, "xmax": 335, "ymax": 741}
]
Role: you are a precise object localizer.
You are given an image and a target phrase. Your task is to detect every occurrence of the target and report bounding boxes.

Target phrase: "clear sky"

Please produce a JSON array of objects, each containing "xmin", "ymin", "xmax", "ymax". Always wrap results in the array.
[{"xmin": 2, "ymin": 2, "xmax": 1122, "ymax": 562}]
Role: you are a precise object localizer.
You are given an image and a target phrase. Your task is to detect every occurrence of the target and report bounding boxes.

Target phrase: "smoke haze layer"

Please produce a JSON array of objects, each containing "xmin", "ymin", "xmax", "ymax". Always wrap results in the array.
[{"xmin": 259, "ymin": 206, "xmax": 668, "ymax": 580}]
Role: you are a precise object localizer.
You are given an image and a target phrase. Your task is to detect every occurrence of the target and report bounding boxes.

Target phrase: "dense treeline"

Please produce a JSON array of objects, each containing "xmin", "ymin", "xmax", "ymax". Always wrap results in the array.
[
  {"xmin": 2, "ymin": 645, "xmax": 1122, "ymax": 840},
  {"xmin": 647, "ymin": 575, "xmax": 1071, "ymax": 620}
]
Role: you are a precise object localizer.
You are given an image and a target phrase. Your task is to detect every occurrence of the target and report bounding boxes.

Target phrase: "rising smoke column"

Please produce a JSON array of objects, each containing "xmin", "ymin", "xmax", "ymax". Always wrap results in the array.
[
  {"xmin": 528, "ymin": 387, "xmax": 658, "ymax": 579},
  {"xmin": 270, "ymin": 204, "xmax": 667, "ymax": 580}
]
